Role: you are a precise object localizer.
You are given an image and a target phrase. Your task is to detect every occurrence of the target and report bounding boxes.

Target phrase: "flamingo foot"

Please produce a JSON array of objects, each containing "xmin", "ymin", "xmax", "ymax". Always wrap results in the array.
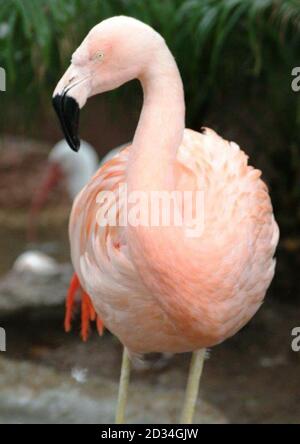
[{"xmin": 65, "ymin": 273, "xmax": 104, "ymax": 341}]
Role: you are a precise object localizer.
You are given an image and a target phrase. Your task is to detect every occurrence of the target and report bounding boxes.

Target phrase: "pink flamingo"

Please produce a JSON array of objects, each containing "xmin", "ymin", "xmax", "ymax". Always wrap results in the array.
[{"xmin": 52, "ymin": 16, "xmax": 279, "ymax": 423}]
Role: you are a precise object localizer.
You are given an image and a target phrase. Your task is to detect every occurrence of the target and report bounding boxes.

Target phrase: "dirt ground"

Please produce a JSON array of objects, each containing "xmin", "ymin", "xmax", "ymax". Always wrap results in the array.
[{"xmin": 1, "ymin": 297, "xmax": 299, "ymax": 424}]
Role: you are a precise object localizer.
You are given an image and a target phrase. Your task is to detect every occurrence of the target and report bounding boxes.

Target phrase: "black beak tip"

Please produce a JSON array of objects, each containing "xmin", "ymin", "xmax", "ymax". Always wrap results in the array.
[
  {"xmin": 69, "ymin": 137, "xmax": 81, "ymax": 152},
  {"xmin": 52, "ymin": 94, "xmax": 81, "ymax": 152}
]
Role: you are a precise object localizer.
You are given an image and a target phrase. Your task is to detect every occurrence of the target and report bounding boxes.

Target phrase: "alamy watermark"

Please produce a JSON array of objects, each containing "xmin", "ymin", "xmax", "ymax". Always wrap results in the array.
[
  {"xmin": 0, "ymin": 327, "xmax": 6, "ymax": 351},
  {"xmin": 0, "ymin": 66, "xmax": 5, "ymax": 91},
  {"xmin": 96, "ymin": 184, "xmax": 205, "ymax": 238},
  {"xmin": 291, "ymin": 327, "xmax": 300, "ymax": 352},
  {"xmin": 291, "ymin": 67, "xmax": 300, "ymax": 92}
]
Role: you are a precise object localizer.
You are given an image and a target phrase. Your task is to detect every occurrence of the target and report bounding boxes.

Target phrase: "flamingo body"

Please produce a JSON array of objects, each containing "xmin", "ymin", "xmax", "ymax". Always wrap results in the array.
[{"xmin": 69, "ymin": 128, "xmax": 278, "ymax": 354}]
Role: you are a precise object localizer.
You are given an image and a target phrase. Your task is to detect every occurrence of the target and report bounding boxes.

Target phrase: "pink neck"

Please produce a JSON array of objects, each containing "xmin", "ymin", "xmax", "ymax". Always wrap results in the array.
[{"xmin": 127, "ymin": 46, "xmax": 185, "ymax": 192}]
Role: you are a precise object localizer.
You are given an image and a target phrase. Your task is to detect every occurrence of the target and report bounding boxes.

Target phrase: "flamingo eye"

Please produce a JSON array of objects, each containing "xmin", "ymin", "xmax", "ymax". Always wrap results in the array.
[{"xmin": 93, "ymin": 51, "xmax": 104, "ymax": 62}]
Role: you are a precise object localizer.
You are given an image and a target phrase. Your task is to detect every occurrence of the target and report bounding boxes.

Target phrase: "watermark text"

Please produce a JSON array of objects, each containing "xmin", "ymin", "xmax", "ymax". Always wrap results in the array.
[
  {"xmin": 291, "ymin": 327, "xmax": 300, "ymax": 352},
  {"xmin": 96, "ymin": 184, "xmax": 205, "ymax": 238},
  {"xmin": 0, "ymin": 67, "xmax": 5, "ymax": 91},
  {"xmin": 291, "ymin": 67, "xmax": 300, "ymax": 92},
  {"xmin": 0, "ymin": 327, "xmax": 6, "ymax": 351}
]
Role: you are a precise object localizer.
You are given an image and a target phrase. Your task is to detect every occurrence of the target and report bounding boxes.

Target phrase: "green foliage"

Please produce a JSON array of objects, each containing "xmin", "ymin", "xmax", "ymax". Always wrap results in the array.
[
  {"xmin": 0, "ymin": 0, "xmax": 299, "ymax": 108},
  {"xmin": 0, "ymin": 0, "xmax": 300, "ymax": 234}
]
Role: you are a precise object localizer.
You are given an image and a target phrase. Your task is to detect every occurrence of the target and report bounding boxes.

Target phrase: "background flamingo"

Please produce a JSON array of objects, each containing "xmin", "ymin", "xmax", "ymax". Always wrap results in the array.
[
  {"xmin": 52, "ymin": 16, "xmax": 279, "ymax": 423},
  {"xmin": 28, "ymin": 140, "xmax": 125, "ymax": 241},
  {"xmin": 27, "ymin": 139, "xmax": 98, "ymax": 241}
]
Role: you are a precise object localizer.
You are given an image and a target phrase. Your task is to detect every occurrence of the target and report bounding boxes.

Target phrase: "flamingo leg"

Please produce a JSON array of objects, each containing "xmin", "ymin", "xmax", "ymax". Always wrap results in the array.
[
  {"xmin": 180, "ymin": 349, "xmax": 206, "ymax": 424},
  {"xmin": 115, "ymin": 347, "xmax": 131, "ymax": 424}
]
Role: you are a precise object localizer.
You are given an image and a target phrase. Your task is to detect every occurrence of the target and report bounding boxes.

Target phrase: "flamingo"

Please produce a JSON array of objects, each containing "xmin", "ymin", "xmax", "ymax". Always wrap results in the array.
[
  {"xmin": 52, "ymin": 16, "xmax": 279, "ymax": 423},
  {"xmin": 27, "ymin": 139, "xmax": 98, "ymax": 240},
  {"xmin": 28, "ymin": 140, "xmax": 124, "ymax": 241}
]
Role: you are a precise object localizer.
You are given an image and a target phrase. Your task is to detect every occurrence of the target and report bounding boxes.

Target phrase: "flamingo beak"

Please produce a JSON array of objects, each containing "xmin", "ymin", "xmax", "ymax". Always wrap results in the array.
[
  {"xmin": 52, "ymin": 65, "xmax": 91, "ymax": 152},
  {"xmin": 52, "ymin": 92, "xmax": 80, "ymax": 152}
]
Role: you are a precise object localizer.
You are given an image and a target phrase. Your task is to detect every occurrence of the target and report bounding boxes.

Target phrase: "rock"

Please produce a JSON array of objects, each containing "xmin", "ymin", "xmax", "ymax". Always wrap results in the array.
[
  {"xmin": 0, "ymin": 252, "xmax": 72, "ymax": 315},
  {"xmin": 0, "ymin": 357, "xmax": 227, "ymax": 424},
  {"xmin": 13, "ymin": 251, "xmax": 60, "ymax": 275}
]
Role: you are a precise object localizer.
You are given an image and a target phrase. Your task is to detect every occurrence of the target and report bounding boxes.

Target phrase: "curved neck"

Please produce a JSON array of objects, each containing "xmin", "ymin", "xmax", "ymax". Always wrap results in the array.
[{"xmin": 127, "ymin": 45, "xmax": 185, "ymax": 192}]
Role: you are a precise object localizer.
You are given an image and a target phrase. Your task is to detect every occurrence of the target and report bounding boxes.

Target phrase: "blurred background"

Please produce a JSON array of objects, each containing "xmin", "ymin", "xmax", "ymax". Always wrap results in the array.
[{"xmin": 0, "ymin": 0, "xmax": 299, "ymax": 424}]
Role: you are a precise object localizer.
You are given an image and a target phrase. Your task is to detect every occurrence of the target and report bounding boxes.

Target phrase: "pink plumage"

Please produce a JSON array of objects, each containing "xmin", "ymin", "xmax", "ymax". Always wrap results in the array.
[{"xmin": 69, "ymin": 129, "xmax": 278, "ymax": 354}]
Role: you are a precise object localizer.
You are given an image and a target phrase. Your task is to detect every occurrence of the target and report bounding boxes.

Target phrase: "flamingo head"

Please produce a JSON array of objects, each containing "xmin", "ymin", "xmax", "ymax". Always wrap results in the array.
[{"xmin": 52, "ymin": 16, "xmax": 164, "ymax": 151}]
